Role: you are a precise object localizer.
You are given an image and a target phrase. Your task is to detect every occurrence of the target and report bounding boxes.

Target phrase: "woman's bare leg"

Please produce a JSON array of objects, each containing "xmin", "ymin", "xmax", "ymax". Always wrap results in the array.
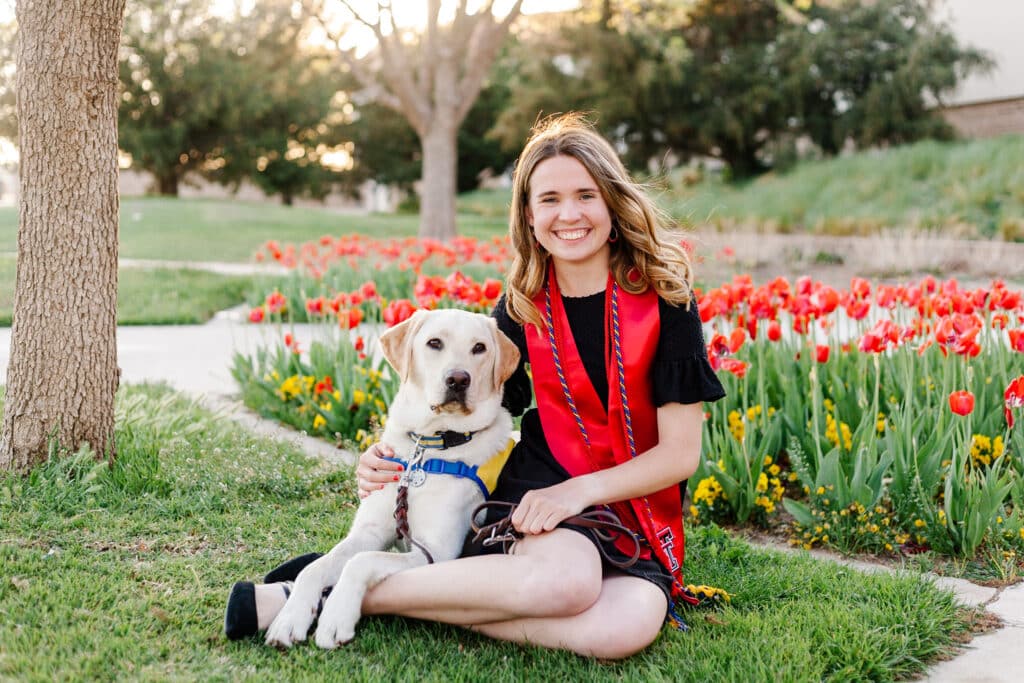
[
  {"xmin": 361, "ymin": 528, "xmax": 604, "ymax": 624},
  {"xmin": 472, "ymin": 573, "xmax": 668, "ymax": 659}
]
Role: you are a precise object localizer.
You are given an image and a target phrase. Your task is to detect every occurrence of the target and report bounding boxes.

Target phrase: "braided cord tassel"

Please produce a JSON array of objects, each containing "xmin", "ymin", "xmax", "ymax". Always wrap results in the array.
[{"xmin": 545, "ymin": 286, "xmax": 590, "ymax": 447}]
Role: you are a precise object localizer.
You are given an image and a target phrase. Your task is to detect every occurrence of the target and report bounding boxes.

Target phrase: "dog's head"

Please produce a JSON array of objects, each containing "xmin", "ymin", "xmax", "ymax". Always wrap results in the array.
[{"xmin": 379, "ymin": 309, "xmax": 520, "ymax": 432}]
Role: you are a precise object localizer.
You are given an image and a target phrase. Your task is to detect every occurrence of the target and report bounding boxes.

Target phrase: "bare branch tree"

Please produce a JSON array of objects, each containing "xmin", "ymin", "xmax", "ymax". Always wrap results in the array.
[{"xmin": 316, "ymin": 0, "xmax": 524, "ymax": 239}]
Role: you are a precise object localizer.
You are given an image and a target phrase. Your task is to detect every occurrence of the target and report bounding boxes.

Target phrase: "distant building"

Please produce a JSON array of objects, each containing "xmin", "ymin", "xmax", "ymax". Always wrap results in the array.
[{"xmin": 938, "ymin": 0, "xmax": 1024, "ymax": 137}]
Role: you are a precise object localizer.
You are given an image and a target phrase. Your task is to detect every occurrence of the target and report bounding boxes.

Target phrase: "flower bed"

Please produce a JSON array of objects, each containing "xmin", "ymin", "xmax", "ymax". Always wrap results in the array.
[{"xmin": 235, "ymin": 235, "xmax": 1024, "ymax": 567}]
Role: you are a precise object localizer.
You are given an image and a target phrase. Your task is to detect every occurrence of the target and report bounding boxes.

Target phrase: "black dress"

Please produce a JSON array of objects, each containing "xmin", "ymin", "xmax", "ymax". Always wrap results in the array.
[{"xmin": 465, "ymin": 291, "xmax": 726, "ymax": 600}]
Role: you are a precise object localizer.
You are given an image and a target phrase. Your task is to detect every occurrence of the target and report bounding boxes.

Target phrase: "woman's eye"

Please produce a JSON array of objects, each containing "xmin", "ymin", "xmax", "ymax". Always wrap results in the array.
[
  {"xmin": 427, "ymin": 338, "xmax": 443, "ymax": 350},
  {"xmin": 472, "ymin": 343, "xmax": 486, "ymax": 355}
]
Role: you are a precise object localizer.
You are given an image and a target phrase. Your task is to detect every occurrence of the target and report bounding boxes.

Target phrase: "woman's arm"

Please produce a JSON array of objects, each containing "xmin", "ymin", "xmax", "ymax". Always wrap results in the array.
[{"xmin": 510, "ymin": 401, "xmax": 703, "ymax": 535}]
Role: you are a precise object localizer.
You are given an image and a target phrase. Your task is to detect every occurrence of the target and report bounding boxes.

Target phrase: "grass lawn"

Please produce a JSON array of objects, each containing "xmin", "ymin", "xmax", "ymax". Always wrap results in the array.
[
  {"xmin": 0, "ymin": 197, "xmax": 509, "ymax": 263},
  {"xmin": 0, "ymin": 256, "xmax": 255, "ymax": 325},
  {"xmin": 0, "ymin": 385, "xmax": 974, "ymax": 681}
]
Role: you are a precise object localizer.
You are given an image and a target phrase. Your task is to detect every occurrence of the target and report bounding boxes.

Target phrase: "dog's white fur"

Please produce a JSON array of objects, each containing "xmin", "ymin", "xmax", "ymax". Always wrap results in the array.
[{"xmin": 265, "ymin": 308, "xmax": 520, "ymax": 649}]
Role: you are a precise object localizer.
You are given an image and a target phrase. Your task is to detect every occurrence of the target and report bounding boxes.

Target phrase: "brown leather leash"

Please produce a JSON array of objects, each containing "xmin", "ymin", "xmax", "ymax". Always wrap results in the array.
[
  {"xmin": 394, "ymin": 482, "xmax": 434, "ymax": 563},
  {"xmin": 470, "ymin": 501, "xmax": 642, "ymax": 569}
]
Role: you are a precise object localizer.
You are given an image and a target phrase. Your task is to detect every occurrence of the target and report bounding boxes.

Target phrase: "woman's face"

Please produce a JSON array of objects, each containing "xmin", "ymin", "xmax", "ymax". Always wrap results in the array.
[{"xmin": 525, "ymin": 154, "xmax": 613, "ymax": 271}]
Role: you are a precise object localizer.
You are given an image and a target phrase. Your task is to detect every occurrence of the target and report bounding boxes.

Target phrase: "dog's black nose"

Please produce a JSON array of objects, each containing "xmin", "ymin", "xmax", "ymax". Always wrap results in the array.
[{"xmin": 445, "ymin": 369, "xmax": 471, "ymax": 393}]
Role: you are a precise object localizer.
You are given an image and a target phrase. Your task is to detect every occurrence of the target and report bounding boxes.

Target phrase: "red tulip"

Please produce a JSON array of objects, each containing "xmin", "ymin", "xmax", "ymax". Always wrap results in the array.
[
  {"xmin": 383, "ymin": 299, "xmax": 417, "ymax": 327},
  {"xmin": 728, "ymin": 328, "xmax": 746, "ymax": 353},
  {"xmin": 1006, "ymin": 376, "xmax": 1024, "ymax": 428},
  {"xmin": 248, "ymin": 307, "xmax": 265, "ymax": 323},
  {"xmin": 767, "ymin": 320, "xmax": 782, "ymax": 342},
  {"xmin": 815, "ymin": 344, "xmax": 830, "ymax": 363},
  {"xmin": 338, "ymin": 307, "xmax": 364, "ymax": 330},
  {"xmin": 265, "ymin": 290, "xmax": 287, "ymax": 314},
  {"xmin": 305, "ymin": 297, "xmax": 325, "ymax": 316},
  {"xmin": 720, "ymin": 358, "xmax": 748, "ymax": 379},
  {"xmin": 949, "ymin": 390, "xmax": 975, "ymax": 416},
  {"xmin": 1009, "ymin": 329, "xmax": 1024, "ymax": 353},
  {"xmin": 482, "ymin": 278, "xmax": 503, "ymax": 301}
]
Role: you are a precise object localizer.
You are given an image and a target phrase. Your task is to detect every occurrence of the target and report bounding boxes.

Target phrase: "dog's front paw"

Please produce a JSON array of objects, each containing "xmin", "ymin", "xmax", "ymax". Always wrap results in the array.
[
  {"xmin": 265, "ymin": 601, "xmax": 315, "ymax": 648},
  {"xmin": 313, "ymin": 594, "xmax": 360, "ymax": 649}
]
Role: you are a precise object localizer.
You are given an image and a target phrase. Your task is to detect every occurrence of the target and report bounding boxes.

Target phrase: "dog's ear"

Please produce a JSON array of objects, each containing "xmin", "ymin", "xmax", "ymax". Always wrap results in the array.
[
  {"xmin": 379, "ymin": 311, "xmax": 425, "ymax": 381},
  {"xmin": 490, "ymin": 319, "xmax": 521, "ymax": 389}
]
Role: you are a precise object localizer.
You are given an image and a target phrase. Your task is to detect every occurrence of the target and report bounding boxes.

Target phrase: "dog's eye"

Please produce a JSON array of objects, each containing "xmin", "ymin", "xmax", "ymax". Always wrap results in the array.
[
  {"xmin": 472, "ymin": 342, "xmax": 487, "ymax": 355},
  {"xmin": 426, "ymin": 338, "xmax": 443, "ymax": 350}
]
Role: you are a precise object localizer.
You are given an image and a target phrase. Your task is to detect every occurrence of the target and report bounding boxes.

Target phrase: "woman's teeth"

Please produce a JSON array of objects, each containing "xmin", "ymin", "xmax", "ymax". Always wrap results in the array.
[{"xmin": 557, "ymin": 229, "xmax": 588, "ymax": 240}]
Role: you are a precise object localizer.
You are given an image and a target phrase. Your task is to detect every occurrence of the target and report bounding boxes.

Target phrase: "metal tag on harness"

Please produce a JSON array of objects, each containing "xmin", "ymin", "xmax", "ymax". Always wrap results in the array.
[{"xmin": 401, "ymin": 468, "xmax": 427, "ymax": 487}]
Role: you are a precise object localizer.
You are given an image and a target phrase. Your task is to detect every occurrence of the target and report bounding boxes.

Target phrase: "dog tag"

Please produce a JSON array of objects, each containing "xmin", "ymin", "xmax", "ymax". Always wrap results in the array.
[{"xmin": 403, "ymin": 468, "xmax": 427, "ymax": 487}]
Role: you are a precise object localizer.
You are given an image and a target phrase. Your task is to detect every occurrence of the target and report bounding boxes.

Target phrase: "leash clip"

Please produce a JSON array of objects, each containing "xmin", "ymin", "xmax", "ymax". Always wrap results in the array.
[
  {"xmin": 399, "ymin": 437, "xmax": 428, "ymax": 487},
  {"xmin": 481, "ymin": 526, "xmax": 519, "ymax": 548}
]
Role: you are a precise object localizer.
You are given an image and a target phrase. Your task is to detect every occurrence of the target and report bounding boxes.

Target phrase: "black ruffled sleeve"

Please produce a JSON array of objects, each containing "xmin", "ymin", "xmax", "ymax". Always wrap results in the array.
[
  {"xmin": 654, "ymin": 297, "xmax": 726, "ymax": 406},
  {"xmin": 491, "ymin": 294, "xmax": 533, "ymax": 417}
]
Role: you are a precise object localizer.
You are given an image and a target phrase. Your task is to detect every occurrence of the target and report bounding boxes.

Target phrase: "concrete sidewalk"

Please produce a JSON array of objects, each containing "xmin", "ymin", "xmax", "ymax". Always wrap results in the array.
[{"xmin": 1, "ymin": 310, "xmax": 1021, "ymax": 681}]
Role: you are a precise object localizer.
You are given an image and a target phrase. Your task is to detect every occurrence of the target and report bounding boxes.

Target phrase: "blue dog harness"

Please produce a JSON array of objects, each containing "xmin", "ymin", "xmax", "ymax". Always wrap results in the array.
[{"xmin": 381, "ymin": 430, "xmax": 514, "ymax": 499}]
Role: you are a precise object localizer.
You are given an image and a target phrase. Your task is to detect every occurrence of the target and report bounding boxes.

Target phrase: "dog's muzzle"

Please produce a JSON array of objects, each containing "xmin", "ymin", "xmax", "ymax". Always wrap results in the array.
[{"xmin": 431, "ymin": 369, "xmax": 471, "ymax": 414}]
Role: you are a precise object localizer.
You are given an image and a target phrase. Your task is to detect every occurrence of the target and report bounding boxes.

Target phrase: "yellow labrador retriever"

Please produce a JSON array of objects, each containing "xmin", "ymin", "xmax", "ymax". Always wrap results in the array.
[{"xmin": 265, "ymin": 308, "xmax": 520, "ymax": 649}]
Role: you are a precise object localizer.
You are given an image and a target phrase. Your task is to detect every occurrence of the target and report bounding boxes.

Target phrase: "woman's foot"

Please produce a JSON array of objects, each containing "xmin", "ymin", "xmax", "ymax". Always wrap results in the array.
[{"xmin": 224, "ymin": 553, "xmax": 324, "ymax": 640}]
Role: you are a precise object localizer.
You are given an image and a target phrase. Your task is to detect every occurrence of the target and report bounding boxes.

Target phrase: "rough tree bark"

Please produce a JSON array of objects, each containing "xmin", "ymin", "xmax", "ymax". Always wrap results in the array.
[
  {"xmin": 321, "ymin": 0, "xmax": 524, "ymax": 240},
  {"xmin": 0, "ymin": 0, "xmax": 126, "ymax": 473}
]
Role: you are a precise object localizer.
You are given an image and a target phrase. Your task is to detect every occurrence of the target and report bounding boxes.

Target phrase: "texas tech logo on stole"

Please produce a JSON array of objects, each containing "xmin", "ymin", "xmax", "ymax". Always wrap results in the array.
[{"xmin": 657, "ymin": 528, "xmax": 679, "ymax": 571}]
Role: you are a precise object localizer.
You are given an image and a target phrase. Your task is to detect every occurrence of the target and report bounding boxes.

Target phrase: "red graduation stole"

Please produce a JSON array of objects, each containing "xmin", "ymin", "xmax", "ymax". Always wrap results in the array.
[{"xmin": 526, "ymin": 267, "xmax": 697, "ymax": 605}]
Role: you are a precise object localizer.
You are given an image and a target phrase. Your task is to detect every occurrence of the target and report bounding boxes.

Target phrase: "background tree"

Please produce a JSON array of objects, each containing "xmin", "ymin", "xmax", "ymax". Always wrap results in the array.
[
  {"xmin": 777, "ymin": 0, "xmax": 992, "ymax": 154},
  {"xmin": 214, "ymin": 0, "xmax": 352, "ymax": 205},
  {"xmin": 340, "ymin": 79, "xmax": 516, "ymax": 205},
  {"xmin": 119, "ymin": 0, "xmax": 353, "ymax": 202},
  {"xmin": 495, "ymin": 0, "xmax": 989, "ymax": 178},
  {"xmin": 490, "ymin": 1, "xmax": 692, "ymax": 172},
  {"xmin": 314, "ymin": 0, "xmax": 525, "ymax": 239},
  {"xmin": 1, "ymin": 0, "xmax": 126, "ymax": 472},
  {"xmin": 119, "ymin": 0, "xmax": 245, "ymax": 195}
]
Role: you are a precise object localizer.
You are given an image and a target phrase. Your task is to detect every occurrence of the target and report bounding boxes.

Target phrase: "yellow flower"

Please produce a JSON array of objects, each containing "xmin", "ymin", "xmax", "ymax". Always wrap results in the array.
[
  {"xmin": 756, "ymin": 472, "xmax": 769, "ymax": 493},
  {"xmin": 769, "ymin": 464, "xmax": 781, "ymax": 476},
  {"xmin": 277, "ymin": 374, "xmax": 303, "ymax": 400},
  {"xmin": 353, "ymin": 390, "xmax": 367, "ymax": 405},
  {"xmin": 816, "ymin": 486, "xmax": 826, "ymax": 496},
  {"xmin": 728, "ymin": 410, "xmax": 745, "ymax": 442},
  {"xmin": 693, "ymin": 477, "xmax": 723, "ymax": 506},
  {"xmin": 312, "ymin": 414, "xmax": 326, "ymax": 430}
]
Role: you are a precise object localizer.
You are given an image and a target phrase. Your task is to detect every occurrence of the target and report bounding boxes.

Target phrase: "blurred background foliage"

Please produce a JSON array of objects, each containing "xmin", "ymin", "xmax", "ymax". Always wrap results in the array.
[{"xmin": 0, "ymin": 0, "xmax": 994, "ymax": 199}]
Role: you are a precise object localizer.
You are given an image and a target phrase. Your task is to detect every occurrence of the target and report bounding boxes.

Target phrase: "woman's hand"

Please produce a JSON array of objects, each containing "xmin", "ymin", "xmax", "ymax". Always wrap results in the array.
[
  {"xmin": 511, "ymin": 478, "xmax": 595, "ymax": 535},
  {"xmin": 355, "ymin": 443, "xmax": 403, "ymax": 499}
]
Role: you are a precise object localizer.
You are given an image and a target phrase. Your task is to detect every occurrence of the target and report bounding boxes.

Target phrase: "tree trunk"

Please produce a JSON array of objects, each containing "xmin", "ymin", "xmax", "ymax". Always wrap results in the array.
[
  {"xmin": 418, "ymin": 120, "xmax": 458, "ymax": 241},
  {"xmin": 0, "ymin": 0, "xmax": 125, "ymax": 473},
  {"xmin": 155, "ymin": 171, "xmax": 180, "ymax": 196}
]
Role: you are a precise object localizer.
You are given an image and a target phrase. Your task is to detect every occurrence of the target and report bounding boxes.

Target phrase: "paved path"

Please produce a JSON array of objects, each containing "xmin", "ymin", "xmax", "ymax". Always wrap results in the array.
[{"xmin": 0, "ymin": 309, "xmax": 1021, "ymax": 681}]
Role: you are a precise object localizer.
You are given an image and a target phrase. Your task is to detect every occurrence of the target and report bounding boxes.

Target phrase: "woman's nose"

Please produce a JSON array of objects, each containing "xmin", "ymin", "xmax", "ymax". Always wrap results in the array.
[{"xmin": 558, "ymin": 199, "xmax": 582, "ymax": 221}]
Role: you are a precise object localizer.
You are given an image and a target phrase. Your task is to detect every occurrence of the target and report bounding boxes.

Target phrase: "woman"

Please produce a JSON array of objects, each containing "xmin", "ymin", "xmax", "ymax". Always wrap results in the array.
[{"xmin": 226, "ymin": 114, "xmax": 725, "ymax": 659}]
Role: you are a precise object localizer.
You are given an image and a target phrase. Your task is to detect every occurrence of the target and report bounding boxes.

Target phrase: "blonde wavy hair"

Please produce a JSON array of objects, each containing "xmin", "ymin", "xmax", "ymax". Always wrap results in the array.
[{"xmin": 505, "ymin": 113, "xmax": 694, "ymax": 329}]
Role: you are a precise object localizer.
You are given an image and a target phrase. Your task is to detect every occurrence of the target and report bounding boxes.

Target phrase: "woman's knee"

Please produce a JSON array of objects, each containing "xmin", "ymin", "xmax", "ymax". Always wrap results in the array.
[
  {"xmin": 515, "ymin": 531, "xmax": 603, "ymax": 616},
  {"xmin": 585, "ymin": 579, "xmax": 667, "ymax": 659}
]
